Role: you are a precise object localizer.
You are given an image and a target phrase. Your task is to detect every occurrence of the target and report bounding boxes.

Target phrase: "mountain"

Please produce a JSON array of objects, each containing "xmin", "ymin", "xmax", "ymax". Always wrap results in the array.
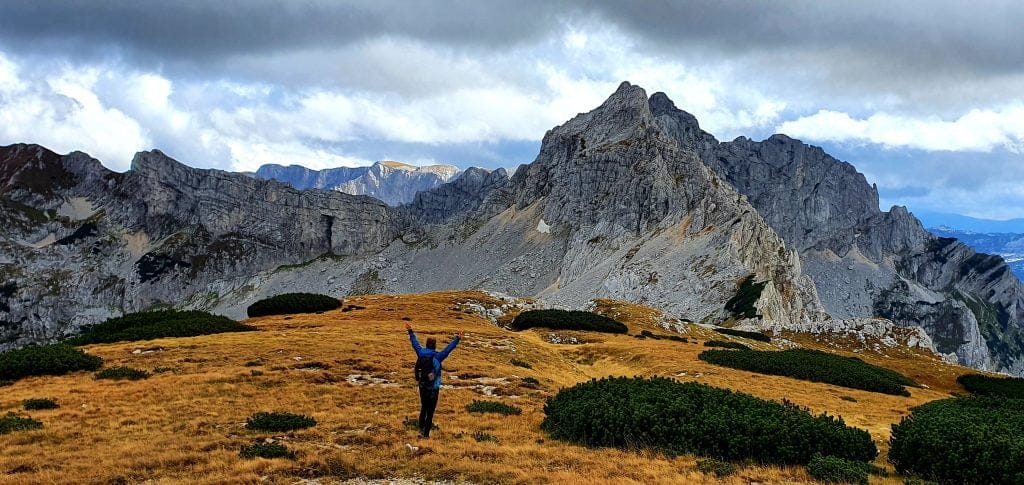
[
  {"xmin": 917, "ymin": 210, "xmax": 1024, "ymax": 233},
  {"xmin": 928, "ymin": 226, "xmax": 1024, "ymax": 279},
  {"xmin": 254, "ymin": 160, "xmax": 459, "ymax": 205},
  {"xmin": 1, "ymin": 81, "xmax": 1022, "ymax": 376}
]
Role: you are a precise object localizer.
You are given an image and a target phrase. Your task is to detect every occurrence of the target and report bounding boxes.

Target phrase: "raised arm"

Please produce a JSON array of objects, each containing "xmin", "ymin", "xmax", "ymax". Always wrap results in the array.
[
  {"xmin": 406, "ymin": 323, "xmax": 422, "ymax": 352},
  {"xmin": 436, "ymin": 331, "xmax": 464, "ymax": 360}
]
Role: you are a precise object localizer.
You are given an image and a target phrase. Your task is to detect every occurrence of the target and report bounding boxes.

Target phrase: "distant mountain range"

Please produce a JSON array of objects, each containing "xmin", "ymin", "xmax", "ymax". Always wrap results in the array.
[
  {"xmin": 928, "ymin": 225, "xmax": 1024, "ymax": 280},
  {"xmin": 917, "ymin": 211, "xmax": 1024, "ymax": 233},
  {"xmin": 254, "ymin": 160, "xmax": 460, "ymax": 205}
]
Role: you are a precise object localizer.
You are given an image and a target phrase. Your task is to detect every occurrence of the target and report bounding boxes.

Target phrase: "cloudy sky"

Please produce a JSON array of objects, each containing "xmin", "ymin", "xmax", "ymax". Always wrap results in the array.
[{"xmin": 1, "ymin": 1, "xmax": 1022, "ymax": 219}]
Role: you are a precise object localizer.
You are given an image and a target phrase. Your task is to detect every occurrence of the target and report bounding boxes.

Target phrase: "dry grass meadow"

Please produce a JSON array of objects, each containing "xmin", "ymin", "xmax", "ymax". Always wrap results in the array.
[{"xmin": 0, "ymin": 291, "xmax": 974, "ymax": 484}]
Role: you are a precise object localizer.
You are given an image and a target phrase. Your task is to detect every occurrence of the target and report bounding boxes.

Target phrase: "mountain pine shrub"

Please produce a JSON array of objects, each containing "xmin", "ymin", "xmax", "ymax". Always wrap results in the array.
[
  {"xmin": 0, "ymin": 412, "xmax": 42, "ymax": 435},
  {"xmin": 698, "ymin": 349, "xmax": 915, "ymax": 396},
  {"xmin": 0, "ymin": 343, "xmax": 102, "ymax": 381},
  {"xmin": 245, "ymin": 411, "xmax": 317, "ymax": 432},
  {"xmin": 724, "ymin": 276, "xmax": 767, "ymax": 319},
  {"xmin": 246, "ymin": 293, "xmax": 341, "ymax": 317},
  {"xmin": 704, "ymin": 340, "xmax": 751, "ymax": 350},
  {"xmin": 510, "ymin": 358, "xmax": 532, "ymax": 368},
  {"xmin": 466, "ymin": 400, "xmax": 522, "ymax": 415},
  {"xmin": 67, "ymin": 310, "xmax": 255, "ymax": 345},
  {"xmin": 889, "ymin": 397, "xmax": 1024, "ymax": 484},
  {"xmin": 510, "ymin": 309, "xmax": 627, "ymax": 334},
  {"xmin": 22, "ymin": 398, "xmax": 59, "ymax": 410},
  {"xmin": 95, "ymin": 367, "xmax": 150, "ymax": 381},
  {"xmin": 239, "ymin": 442, "xmax": 295, "ymax": 459},
  {"xmin": 541, "ymin": 376, "xmax": 877, "ymax": 465},
  {"xmin": 713, "ymin": 327, "xmax": 771, "ymax": 342},
  {"xmin": 956, "ymin": 373, "xmax": 1024, "ymax": 398},
  {"xmin": 806, "ymin": 454, "xmax": 869, "ymax": 484}
]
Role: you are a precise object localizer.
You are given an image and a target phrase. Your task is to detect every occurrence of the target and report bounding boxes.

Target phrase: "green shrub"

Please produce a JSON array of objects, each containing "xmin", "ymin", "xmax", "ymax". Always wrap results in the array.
[
  {"xmin": 542, "ymin": 376, "xmax": 877, "ymax": 465},
  {"xmin": 95, "ymin": 367, "xmax": 150, "ymax": 381},
  {"xmin": 889, "ymin": 397, "xmax": 1024, "ymax": 484},
  {"xmin": 466, "ymin": 400, "xmax": 522, "ymax": 415},
  {"xmin": 704, "ymin": 340, "xmax": 751, "ymax": 350},
  {"xmin": 0, "ymin": 412, "xmax": 43, "ymax": 434},
  {"xmin": 246, "ymin": 411, "xmax": 317, "ymax": 432},
  {"xmin": 523, "ymin": 376, "xmax": 541, "ymax": 386},
  {"xmin": 639, "ymin": 329, "xmax": 688, "ymax": 342},
  {"xmin": 510, "ymin": 358, "xmax": 532, "ymax": 369},
  {"xmin": 806, "ymin": 454, "xmax": 869, "ymax": 484},
  {"xmin": 957, "ymin": 373, "xmax": 1024, "ymax": 398},
  {"xmin": 67, "ymin": 310, "xmax": 254, "ymax": 345},
  {"xmin": 698, "ymin": 349, "xmax": 914, "ymax": 396},
  {"xmin": 0, "ymin": 343, "xmax": 102, "ymax": 381},
  {"xmin": 23, "ymin": 398, "xmax": 59, "ymax": 410},
  {"xmin": 724, "ymin": 276, "xmax": 767, "ymax": 319},
  {"xmin": 696, "ymin": 458, "xmax": 737, "ymax": 477},
  {"xmin": 713, "ymin": 327, "xmax": 771, "ymax": 342},
  {"xmin": 239, "ymin": 442, "xmax": 295, "ymax": 459},
  {"xmin": 510, "ymin": 309, "xmax": 627, "ymax": 334},
  {"xmin": 246, "ymin": 293, "xmax": 341, "ymax": 317}
]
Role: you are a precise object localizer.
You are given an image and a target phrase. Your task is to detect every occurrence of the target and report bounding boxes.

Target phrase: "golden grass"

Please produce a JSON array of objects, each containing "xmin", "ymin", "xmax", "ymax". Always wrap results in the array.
[{"xmin": 0, "ymin": 291, "xmax": 973, "ymax": 484}]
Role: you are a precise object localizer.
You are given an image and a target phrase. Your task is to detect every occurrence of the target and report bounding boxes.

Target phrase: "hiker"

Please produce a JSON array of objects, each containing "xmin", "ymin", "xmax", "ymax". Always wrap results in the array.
[{"xmin": 406, "ymin": 322, "xmax": 463, "ymax": 439}]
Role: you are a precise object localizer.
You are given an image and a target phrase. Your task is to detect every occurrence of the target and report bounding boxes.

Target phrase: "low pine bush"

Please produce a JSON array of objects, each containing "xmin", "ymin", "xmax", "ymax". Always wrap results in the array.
[
  {"xmin": 246, "ymin": 293, "xmax": 341, "ymax": 317},
  {"xmin": 704, "ymin": 340, "xmax": 751, "ymax": 350},
  {"xmin": 639, "ymin": 330, "xmax": 688, "ymax": 342},
  {"xmin": 23, "ymin": 398, "xmax": 59, "ymax": 410},
  {"xmin": 67, "ymin": 310, "xmax": 254, "ymax": 345},
  {"xmin": 510, "ymin": 309, "xmax": 627, "ymax": 334},
  {"xmin": 696, "ymin": 458, "xmax": 737, "ymax": 477},
  {"xmin": 466, "ymin": 400, "xmax": 522, "ymax": 415},
  {"xmin": 510, "ymin": 358, "xmax": 532, "ymax": 369},
  {"xmin": 806, "ymin": 454, "xmax": 869, "ymax": 484},
  {"xmin": 698, "ymin": 349, "xmax": 915, "ymax": 396},
  {"xmin": 957, "ymin": 373, "xmax": 1024, "ymax": 398},
  {"xmin": 246, "ymin": 411, "xmax": 317, "ymax": 432},
  {"xmin": 95, "ymin": 367, "xmax": 150, "ymax": 381},
  {"xmin": 889, "ymin": 397, "xmax": 1024, "ymax": 484},
  {"xmin": 713, "ymin": 327, "xmax": 771, "ymax": 342},
  {"xmin": 724, "ymin": 276, "xmax": 767, "ymax": 319},
  {"xmin": 239, "ymin": 442, "xmax": 295, "ymax": 459},
  {"xmin": 0, "ymin": 343, "xmax": 102, "ymax": 381},
  {"xmin": 0, "ymin": 412, "xmax": 42, "ymax": 434},
  {"xmin": 542, "ymin": 376, "xmax": 877, "ymax": 465}
]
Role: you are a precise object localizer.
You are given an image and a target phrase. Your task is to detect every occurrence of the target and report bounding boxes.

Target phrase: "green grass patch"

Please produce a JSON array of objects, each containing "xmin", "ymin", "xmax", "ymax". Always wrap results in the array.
[
  {"xmin": 0, "ymin": 412, "xmax": 43, "ymax": 434},
  {"xmin": 510, "ymin": 309, "xmax": 627, "ymax": 334},
  {"xmin": 704, "ymin": 340, "xmax": 751, "ymax": 350},
  {"xmin": 246, "ymin": 293, "xmax": 341, "ymax": 317},
  {"xmin": 67, "ymin": 310, "xmax": 254, "ymax": 345},
  {"xmin": 713, "ymin": 327, "xmax": 771, "ymax": 342},
  {"xmin": 239, "ymin": 442, "xmax": 295, "ymax": 459},
  {"xmin": 698, "ymin": 349, "xmax": 915, "ymax": 396},
  {"xmin": 466, "ymin": 400, "xmax": 522, "ymax": 415},
  {"xmin": 22, "ymin": 398, "xmax": 59, "ymax": 410},
  {"xmin": 510, "ymin": 358, "xmax": 532, "ymax": 369},
  {"xmin": 245, "ymin": 412, "xmax": 317, "ymax": 432},
  {"xmin": 957, "ymin": 373, "xmax": 1024, "ymax": 398},
  {"xmin": 542, "ymin": 376, "xmax": 877, "ymax": 465},
  {"xmin": 889, "ymin": 397, "xmax": 1024, "ymax": 484},
  {"xmin": 95, "ymin": 367, "xmax": 150, "ymax": 381},
  {"xmin": 0, "ymin": 343, "xmax": 102, "ymax": 381},
  {"xmin": 639, "ymin": 329, "xmax": 688, "ymax": 342}
]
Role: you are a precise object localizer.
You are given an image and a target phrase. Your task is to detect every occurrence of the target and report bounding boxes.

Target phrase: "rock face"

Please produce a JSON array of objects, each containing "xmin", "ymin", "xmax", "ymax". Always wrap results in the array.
[
  {"xmin": 648, "ymin": 96, "xmax": 1024, "ymax": 374},
  {"xmin": 255, "ymin": 160, "xmax": 459, "ymax": 205},
  {"xmin": 401, "ymin": 167, "xmax": 510, "ymax": 224}
]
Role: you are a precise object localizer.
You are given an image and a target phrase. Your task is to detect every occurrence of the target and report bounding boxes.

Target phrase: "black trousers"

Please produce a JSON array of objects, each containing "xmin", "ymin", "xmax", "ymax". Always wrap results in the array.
[{"xmin": 418, "ymin": 385, "xmax": 439, "ymax": 437}]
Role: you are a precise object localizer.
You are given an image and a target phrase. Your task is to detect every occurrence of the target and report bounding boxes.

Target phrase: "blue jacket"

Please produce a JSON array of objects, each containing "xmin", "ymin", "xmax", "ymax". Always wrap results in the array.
[{"xmin": 409, "ymin": 330, "xmax": 460, "ymax": 389}]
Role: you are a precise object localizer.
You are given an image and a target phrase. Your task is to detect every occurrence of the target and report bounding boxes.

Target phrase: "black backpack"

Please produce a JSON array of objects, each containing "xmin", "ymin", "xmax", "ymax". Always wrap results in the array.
[{"xmin": 414, "ymin": 355, "xmax": 437, "ymax": 385}]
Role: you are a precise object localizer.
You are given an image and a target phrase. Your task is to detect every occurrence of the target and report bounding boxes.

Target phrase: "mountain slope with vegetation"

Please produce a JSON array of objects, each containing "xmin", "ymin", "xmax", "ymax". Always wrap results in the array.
[{"xmin": 0, "ymin": 292, "xmax": 978, "ymax": 484}]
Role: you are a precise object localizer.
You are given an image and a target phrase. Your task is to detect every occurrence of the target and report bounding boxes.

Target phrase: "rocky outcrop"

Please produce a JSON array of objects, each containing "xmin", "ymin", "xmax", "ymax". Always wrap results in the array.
[
  {"xmin": 255, "ymin": 160, "xmax": 459, "ymax": 206},
  {"xmin": 401, "ymin": 167, "xmax": 510, "ymax": 224},
  {"xmin": 649, "ymin": 97, "xmax": 1024, "ymax": 374}
]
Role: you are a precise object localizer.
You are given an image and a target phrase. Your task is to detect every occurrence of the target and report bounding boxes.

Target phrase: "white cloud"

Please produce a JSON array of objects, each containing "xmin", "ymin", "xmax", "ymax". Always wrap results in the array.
[{"xmin": 778, "ymin": 106, "xmax": 1024, "ymax": 153}]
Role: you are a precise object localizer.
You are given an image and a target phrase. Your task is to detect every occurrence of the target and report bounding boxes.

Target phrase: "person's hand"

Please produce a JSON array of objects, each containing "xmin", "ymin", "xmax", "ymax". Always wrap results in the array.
[{"xmin": 405, "ymin": 322, "xmax": 412, "ymax": 331}]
